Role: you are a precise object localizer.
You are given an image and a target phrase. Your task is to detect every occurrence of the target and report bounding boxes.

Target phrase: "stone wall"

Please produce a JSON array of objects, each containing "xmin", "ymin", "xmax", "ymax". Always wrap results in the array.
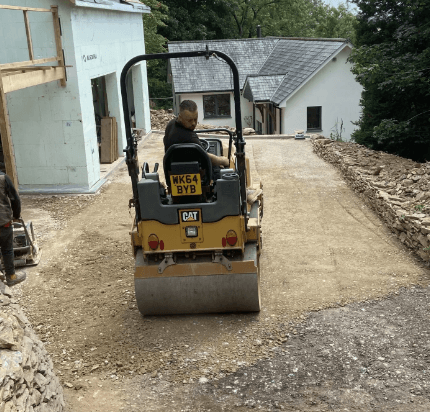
[
  {"xmin": 312, "ymin": 138, "xmax": 430, "ymax": 262},
  {"xmin": 0, "ymin": 283, "xmax": 64, "ymax": 412}
]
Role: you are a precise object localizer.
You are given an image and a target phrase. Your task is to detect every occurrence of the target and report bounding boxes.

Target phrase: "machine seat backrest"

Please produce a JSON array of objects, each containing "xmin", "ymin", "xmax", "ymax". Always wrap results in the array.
[{"xmin": 163, "ymin": 143, "xmax": 213, "ymax": 187}]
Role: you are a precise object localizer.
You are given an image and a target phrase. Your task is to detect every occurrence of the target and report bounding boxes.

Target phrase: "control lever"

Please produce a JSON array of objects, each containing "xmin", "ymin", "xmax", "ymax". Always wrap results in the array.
[
  {"xmin": 153, "ymin": 163, "xmax": 159, "ymax": 173},
  {"xmin": 142, "ymin": 162, "xmax": 149, "ymax": 178}
]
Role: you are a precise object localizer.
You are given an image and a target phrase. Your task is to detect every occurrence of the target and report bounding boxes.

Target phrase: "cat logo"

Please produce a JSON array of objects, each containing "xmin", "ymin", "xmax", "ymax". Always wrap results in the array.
[{"xmin": 181, "ymin": 211, "xmax": 200, "ymax": 222}]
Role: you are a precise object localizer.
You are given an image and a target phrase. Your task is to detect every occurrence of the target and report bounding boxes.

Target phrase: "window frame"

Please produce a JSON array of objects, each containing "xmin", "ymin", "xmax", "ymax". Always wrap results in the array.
[
  {"xmin": 307, "ymin": 106, "xmax": 322, "ymax": 131},
  {"xmin": 203, "ymin": 94, "xmax": 231, "ymax": 119}
]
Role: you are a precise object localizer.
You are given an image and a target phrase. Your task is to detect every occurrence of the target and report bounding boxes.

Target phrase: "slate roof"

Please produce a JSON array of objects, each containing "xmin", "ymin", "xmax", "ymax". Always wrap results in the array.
[
  {"xmin": 169, "ymin": 37, "xmax": 348, "ymax": 105},
  {"xmin": 243, "ymin": 75, "xmax": 285, "ymax": 102},
  {"xmin": 259, "ymin": 39, "xmax": 346, "ymax": 104},
  {"xmin": 168, "ymin": 39, "xmax": 279, "ymax": 94}
]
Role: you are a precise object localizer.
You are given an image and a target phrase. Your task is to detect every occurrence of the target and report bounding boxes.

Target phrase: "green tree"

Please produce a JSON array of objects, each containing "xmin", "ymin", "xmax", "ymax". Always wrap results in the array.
[
  {"xmin": 349, "ymin": 0, "xmax": 430, "ymax": 161},
  {"xmin": 229, "ymin": 0, "xmax": 288, "ymax": 38},
  {"xmin": 263, "ymin": 0, "xmax": 356, "ymax": 41},
  {"xmin": 313, "ymin": 3, "xmax": 357, "ymax": 43},
  {"xmin": 142, "ymin": 0, "xmax": 172, "ymax": 108},
  {"xmin": 159, "ymin": 0, "xmax": 234, "ymax": 41}
]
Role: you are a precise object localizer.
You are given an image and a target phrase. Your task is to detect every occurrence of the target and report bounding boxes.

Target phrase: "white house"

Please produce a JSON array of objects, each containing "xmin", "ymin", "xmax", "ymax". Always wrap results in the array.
[
  {"xmin": 0, "ymin": 0, "xmax": 151, "ymax": 192},
  {"xmin": 168, "ymin": 37, "xmax": 363, "ymax": 140}
]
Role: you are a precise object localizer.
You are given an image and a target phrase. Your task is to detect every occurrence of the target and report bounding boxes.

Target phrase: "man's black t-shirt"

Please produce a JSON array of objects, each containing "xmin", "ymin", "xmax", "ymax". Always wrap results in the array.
[{"xmin": 163, "ymin": 119, "xmax": 202, "ymax": 152}]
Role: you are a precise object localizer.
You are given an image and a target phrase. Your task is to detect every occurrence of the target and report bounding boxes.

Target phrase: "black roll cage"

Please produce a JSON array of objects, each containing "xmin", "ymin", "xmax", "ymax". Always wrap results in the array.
[{"xmin": 120, "ymin": 48, "xmax": 247, "ymax": 227}]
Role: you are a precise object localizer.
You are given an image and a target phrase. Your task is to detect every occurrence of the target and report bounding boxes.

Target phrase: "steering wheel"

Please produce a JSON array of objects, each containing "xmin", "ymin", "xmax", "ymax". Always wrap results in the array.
[{"xmin": 199, "ymin": 138, "xmax": 210, "ymax": 152}]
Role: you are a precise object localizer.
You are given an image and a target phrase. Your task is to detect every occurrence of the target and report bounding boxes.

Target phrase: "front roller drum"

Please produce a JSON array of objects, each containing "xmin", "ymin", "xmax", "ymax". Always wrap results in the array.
[{"xmin": 134, "ymin": 245, "xmax": 260, "ymax": 315}]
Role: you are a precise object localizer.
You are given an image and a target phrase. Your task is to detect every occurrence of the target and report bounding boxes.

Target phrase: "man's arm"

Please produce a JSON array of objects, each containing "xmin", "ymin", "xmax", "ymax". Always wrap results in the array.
[
  {"xmin": 5, "ymin": 175, "xmax": 21, "ymax": 219},
  {"xmin": 207, "ymin": 152, "xmax": 229, "ymax": 167},
  {"xmin": 191, "ymin": 132, "xmax": 229, "ymax": 167}
]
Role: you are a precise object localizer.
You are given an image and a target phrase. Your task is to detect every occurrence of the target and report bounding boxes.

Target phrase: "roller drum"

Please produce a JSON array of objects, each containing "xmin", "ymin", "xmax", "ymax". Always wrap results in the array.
[{"xmin": 134, "ymin": 246, "xmax": 261, "ymax": 315}]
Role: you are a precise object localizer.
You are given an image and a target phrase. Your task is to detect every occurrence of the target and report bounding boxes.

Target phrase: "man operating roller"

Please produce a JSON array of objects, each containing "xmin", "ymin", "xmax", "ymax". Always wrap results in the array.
[{"xmin": 164, "ymin": 100, "xmax": 229, "ymax": 167}]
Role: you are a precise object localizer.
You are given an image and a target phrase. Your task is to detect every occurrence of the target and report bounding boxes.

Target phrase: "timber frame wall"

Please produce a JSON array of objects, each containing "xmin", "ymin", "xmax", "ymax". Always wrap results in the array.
[{"xmin": 0, "ymin": 5, "xmax": 67, "ymax": 188}]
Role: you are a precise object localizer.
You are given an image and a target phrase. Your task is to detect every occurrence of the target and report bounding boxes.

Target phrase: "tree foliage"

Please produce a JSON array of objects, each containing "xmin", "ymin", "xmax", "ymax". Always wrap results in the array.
[
  {"xmin": 263, "ymin": 1, "xmax": 356, "ymax": 42},
  {"xmin": 158, "ymin": 0, "xmax": 357, "ymax": 41},
  {"xmin": 142, "ymin": 0, "xmax": 171, "ymax": 108},
  {"xmin": 159, "ymin": 0, "xmax": 233, "ymax": 41},
  {"xmin": 349, "ymin": 0, "xmax": 430, "ymax": 161}
]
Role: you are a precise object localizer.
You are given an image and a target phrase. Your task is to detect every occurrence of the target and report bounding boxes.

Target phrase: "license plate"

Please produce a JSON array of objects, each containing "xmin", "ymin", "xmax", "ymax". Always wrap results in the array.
[{"xmin": 170, "ymin": 174, "xmax": 202, "ymax": 196}]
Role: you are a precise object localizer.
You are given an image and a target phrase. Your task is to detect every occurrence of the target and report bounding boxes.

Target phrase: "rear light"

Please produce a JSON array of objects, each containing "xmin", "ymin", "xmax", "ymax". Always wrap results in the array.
[
  {"xmin": 185, "ymin": 226, "xmax": 198, "ymax": 238},
  {"xmin": 222, "ymin": 237, "xmax": 227, "ymax": 247},
  {"xmin": 148, "ymin": 234, "xmax": 159, "ymax": 250},
  {"xmin": 226, "ymin": 230, "xmax": 237, "ymax": 246}
]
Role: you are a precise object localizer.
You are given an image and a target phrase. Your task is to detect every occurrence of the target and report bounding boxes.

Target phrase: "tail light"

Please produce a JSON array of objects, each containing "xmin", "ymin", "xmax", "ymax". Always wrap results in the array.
[
  {"xmin": 226, "ymin": 230, "xmax": 237, "ymax": 246},
  {"xmin": 148, "ymin": 234, "xmax": 159, "ymax": 250}
]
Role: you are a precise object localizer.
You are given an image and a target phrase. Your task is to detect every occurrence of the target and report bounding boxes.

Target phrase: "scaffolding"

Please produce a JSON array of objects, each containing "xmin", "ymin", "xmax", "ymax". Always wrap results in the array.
[{"xmin": 0, "ymin": 5, "xmax": 67, "ymax": 188}]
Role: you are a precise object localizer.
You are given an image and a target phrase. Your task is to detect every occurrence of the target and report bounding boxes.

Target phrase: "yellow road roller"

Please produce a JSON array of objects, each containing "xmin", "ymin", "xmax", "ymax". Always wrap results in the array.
[{"xmin": 120, "ymin": 48, "xmax": 263, "ymax": 315}]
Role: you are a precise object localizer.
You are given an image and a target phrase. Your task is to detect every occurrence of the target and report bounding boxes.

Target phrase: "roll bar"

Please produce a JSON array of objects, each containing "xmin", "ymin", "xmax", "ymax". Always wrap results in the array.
[{"xmin": 120, "ymin": 48, "xmax": 247, "ymax": 225}]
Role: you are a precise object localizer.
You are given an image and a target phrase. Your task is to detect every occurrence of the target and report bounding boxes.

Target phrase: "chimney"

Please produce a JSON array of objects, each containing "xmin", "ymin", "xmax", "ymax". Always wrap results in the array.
[{"xmin": 256, "ymin": 25, "xmax": 262, "ymax": 38}]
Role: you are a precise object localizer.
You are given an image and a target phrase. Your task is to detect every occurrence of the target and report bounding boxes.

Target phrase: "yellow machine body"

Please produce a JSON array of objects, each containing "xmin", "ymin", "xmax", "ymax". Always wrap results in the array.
[{"xmin": 131, "ymin": 203, "xmax": 262, "ymax": 315}]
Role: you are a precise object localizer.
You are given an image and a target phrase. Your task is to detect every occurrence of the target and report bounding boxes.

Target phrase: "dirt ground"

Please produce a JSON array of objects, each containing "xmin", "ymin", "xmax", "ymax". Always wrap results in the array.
[{"xmin": 13, "ymin": 134, "xmax": 430, "ymax": 411}]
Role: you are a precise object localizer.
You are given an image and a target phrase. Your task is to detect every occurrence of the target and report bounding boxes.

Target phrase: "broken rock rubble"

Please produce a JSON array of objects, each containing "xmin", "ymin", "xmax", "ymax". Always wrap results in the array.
[
  {"xmin": 150, "ymin": 109, "xmax": 236, "ymax": 134},
  {"xmin": 0, "ymin": 284, "xmax": 64, "ymax": 411},
  {"xmin": 313, "ymin": 138, "xmax": 430, "ymax": 262}
]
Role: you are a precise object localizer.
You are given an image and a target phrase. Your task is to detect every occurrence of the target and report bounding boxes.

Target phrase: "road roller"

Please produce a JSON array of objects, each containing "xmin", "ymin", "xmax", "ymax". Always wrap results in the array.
[{"xmin": 120, "ymin": 48, "xmax": 263, "ymax": 315}]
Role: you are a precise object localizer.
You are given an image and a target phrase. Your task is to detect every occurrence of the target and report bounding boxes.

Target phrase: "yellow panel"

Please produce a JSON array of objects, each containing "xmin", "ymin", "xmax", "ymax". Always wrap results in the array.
[{"xmin": 138, "ymin": 215, "xmax": 245, "ymax": 253}]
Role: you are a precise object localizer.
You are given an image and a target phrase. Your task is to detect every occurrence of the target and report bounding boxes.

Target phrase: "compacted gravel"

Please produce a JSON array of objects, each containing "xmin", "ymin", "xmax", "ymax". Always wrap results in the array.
[{"xmin": 15, "ymin": 134, "xmax": 429, "ymax": 411}]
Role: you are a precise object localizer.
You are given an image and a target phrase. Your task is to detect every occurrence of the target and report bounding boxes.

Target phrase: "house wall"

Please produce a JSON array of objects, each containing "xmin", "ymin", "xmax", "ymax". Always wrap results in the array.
[
  {"xmin": 241, "ymin": 99, "xmax": 254, "ymax": 129},
  {"xmin": 281, "ymin": 47, "xmax": 362, "ymax": 140},
  {"xmin": 1, "ymin": 0, "xmax": 150, "ymax": 189}
]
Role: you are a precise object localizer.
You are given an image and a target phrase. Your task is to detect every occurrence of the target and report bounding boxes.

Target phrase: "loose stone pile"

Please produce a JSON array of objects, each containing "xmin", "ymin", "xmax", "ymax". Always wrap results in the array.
[
  {"xmin": 150, "ymin": 109, "xmax": 175, "ymax": 131},
  {"xmin": 150, "ymin": 109, "xmax": 235, "ymax": 134},
  {"xmin": 312, "ymin": 137, "xmax": 430, "ymax": 262},
  {"xmin": 0, "ymin": 283, "xmax": 64, "ymax": 411}
]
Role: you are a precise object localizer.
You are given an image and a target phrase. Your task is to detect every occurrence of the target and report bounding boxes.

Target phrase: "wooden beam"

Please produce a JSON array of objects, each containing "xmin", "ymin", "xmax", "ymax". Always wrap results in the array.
[
  {"xmin": 51, "ymin": 6, "xmax": 66, "ymax": 87},
  {"xmin": 3, "ymin": 66, "xmax": 54, "ymax": 71},
  {"xmin": 2, "ymin": 67, "xmax": 66, "ymax": 93},
  {"xmin": 0, "ymin": 57, "xmax": 59, "ymax": 70},
  {"xmin": 0, "ymin": 71, "xmax": 24, "ymax": 78},
  {"xmin": 0, "ymin": 5, "xmax": 51, "ymax": 12},
  {"xmin": 23, "ymin": 10, "xmax": 34, "ymax": 61},
  {"xmin": 0, "ymin": 72, "xmax": 18, "ymax": 189},
  {"xmin": 3, "ymin": 66, "xmax": 73, "ymax": 72}
]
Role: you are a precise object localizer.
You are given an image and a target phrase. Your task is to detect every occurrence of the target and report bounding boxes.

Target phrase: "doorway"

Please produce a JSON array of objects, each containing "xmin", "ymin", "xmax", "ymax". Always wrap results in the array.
[{"xmin": 91, "ymin": 76, "xmax": 109, "ymax": 160}]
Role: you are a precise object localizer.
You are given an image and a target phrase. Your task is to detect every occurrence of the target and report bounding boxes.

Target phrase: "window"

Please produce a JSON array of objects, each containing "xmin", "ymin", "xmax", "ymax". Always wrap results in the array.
[
  {"xmin": 203, "ymin": 94, "xmax": 231, "ymax": 118},
  {"xmin": 307, "ymin": 106, "xmax": 322, "ymax": 131}
]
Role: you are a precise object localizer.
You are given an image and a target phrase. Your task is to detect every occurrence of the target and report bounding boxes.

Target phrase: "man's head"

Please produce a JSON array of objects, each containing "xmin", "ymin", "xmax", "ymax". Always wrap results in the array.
[{"xmin": 177, "ymin": 100, "xmax": 198, "ymax": 130}]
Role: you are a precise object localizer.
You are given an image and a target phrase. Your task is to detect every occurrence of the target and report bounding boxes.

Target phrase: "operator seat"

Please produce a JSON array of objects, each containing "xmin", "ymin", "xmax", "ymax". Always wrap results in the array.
[{"xmin": 163, "ymin": 143, "xmax": 213, "ymax": 203}]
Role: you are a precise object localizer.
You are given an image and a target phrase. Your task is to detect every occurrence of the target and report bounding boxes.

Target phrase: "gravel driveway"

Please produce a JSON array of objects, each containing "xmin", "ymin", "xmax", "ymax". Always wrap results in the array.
[{"xmin": 19, "ymin": 135, "xmax": 429, "ymax": 411}]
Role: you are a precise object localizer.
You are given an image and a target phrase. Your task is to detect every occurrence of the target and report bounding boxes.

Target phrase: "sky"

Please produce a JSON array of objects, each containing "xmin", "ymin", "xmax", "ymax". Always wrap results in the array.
[{"xmin": 324, "ymin": 0, "xmax": 358, "ymax": 11}]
